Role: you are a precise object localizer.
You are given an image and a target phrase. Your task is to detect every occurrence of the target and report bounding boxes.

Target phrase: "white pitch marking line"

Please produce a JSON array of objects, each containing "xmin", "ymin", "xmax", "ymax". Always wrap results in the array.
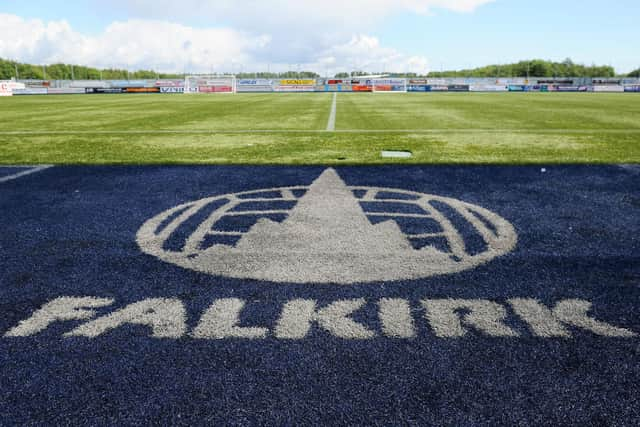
[
  {"xmin": 326, "ymin": 92, "xmax": 337, "ymax": 131},
  {"xmin": 2, "ymin": 129, "xmax": 640, "ymax": 135},
  {"xmin": 0, "ymin": 165, "xmax": 53, "ymax": 184}
]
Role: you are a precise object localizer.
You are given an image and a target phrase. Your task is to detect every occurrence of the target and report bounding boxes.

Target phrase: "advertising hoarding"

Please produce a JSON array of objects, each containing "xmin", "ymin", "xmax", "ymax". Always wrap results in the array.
[
  {"xmin": 0, "ymin": 82, "xmax": 12, "ymax": 96},
  {"xmin": 280, "ymin": 79, "xmax": 316, "ymax": 86},
  {"xmin": 86, "ymin": 88, "xmax": 124, "ymax": 94},
  {"xmin": 160, "ymin": 87, "xmax": 185, "ymax": 93},
  {"xmin": 13, "ymin": 88, "xmax": 48, "ymax": 95},
  {"xmin": 155, "ymin": 80, "xmax": 184, "ymax": 88},
  {"xmin": 111, "ymin": 80, "xmax": 147, "ymax": 88},
  {"xmin": 124, "ymin": 87, "xmax": 160, "ymax": 93},
  {"xmin": 274, "ymin": 85, "xmax": 315, "ymax": 92},
  {"xmin": 556, "ymin": 86, "xmax": 589, "ymax": 92},
  {"xmin": 0, "ymin": 81, "xmax": 23, "ymax": 96},
  {"xmin": 236, "ymin": 79, "xmax": 274, "ymax": 92},
  {"xmin": 470, "ymin": 85, "xmax": 507, "ymax": 92},
  {"xmin": 372, "ymin": 79, "xmax": 406, "ymax": 92},
  {"xmin": 198, "ymin": 86, "xmax": 233, "ymax": 93},
  {"xmin": 593, "ymin": 85, "xmax": 625, "ymax": 92},
  {"xmin": 372, "ymin": 79, "xmax": 405, "ymax": 85},
  {"xmin": 448, "ymin": 85, "xmax": 469, "ymax": 92},
  {"xmin": 69, "ymin": 81, "xmax": 108, "ymax": 88},
  {"xmin": 238, "ymin": 79, "xmax": 273, "ymax": 86},
  {"xmin": 47, "ymin": 88, "xmax": 86, "ymax": 94},
  {"xmin": 352, "ymin": 85, "xmax": 372, "ymax": 92},
  {"xmin": 236, "ymin": 86, "xmax": 273, "ymax": 92},
  {"xmin": 201, "ymin": 79, "xmax": 234, "ymax": 86},
  {"xmin": 318, "ymin": 84, "xmax": 352, "ymax": 92},
  {"xmin": 275, "ymin": 79, "xmax": 315, "ymax": 92}
]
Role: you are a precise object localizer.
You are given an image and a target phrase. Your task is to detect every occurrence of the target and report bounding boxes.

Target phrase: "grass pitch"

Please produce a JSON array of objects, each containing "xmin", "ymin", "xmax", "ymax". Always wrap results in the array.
[{"xmin": 1, "ymin": 93, "xmax": 639, "ymax": 164}]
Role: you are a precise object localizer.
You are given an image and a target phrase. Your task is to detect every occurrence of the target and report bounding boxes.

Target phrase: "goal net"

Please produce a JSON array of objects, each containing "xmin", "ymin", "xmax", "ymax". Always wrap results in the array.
[
  {"xmin": 372, "ymin": 78, "xmax": 407, "ymax": 93},
  {"xmin": 184, "ymin": 75, "xmax": 236, "ymax": 94}
]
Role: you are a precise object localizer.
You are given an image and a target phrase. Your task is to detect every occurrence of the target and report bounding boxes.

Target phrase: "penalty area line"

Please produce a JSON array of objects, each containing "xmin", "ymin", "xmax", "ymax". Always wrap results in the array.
[{"xmin": 0, "ymin": 165, "xmax": 53, "ymax": 184}]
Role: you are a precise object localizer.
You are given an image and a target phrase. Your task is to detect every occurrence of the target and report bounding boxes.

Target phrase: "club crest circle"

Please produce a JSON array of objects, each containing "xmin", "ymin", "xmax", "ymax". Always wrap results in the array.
[{"xmin": 137, "ymin": 169, "xmax": 517, "ymax": 284}]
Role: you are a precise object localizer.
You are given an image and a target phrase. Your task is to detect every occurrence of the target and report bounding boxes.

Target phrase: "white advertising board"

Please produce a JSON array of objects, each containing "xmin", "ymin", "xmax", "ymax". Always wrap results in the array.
[
  {"xmin": 274, "ymin": 85, "xmax": 315, "ymax": 92},
  {"xmin": 160, "ymin": 87, "xmax": 185, "ymax": 93},
  {"xmin": 47, "ymin": 88, "xmax": 87, "ymax": 94},
  {"xmin": 13, "ymin": 88, "xmax": 48, "ymax": 95},
  {"xmin": 69, "ymin": 80, "xmax": 108, "ymax": 88},
  {"xmin": 0, "ymin": 82, "xmax": 12, "ymax": 96},
  {"xmin": 470, "ymin": 85, "xmax": 508, "ymax": 92},
  {"xmin": 155, "ymin": 80, "xmax": 184, "ymax": 88},
  {"xmin": 237, "ymin": 79, "xmax": 273, "ymax": 86},
  {"xmin": 593, "ymin": 85, "xmax": 624, "ymax": 93},
  {"xmin": 0, "ymin": 81, "xmax": 26, "ymax": 96}
]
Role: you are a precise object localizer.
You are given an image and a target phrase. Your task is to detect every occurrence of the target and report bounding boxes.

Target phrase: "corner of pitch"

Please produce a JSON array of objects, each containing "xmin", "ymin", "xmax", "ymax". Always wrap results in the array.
[{"xmin": 3, "ymin": 296, "xmax": 636, "ymax": 340}]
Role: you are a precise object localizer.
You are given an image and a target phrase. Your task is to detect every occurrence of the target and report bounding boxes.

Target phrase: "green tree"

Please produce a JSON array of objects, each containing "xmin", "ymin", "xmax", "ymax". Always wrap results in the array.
[
  {"xmin": 628, "ymin": 68, "xmax": 640, "ymax": 78},
  {"xmin": 428, "ymin": 59, "xmax": 615, "ymax": 78}
]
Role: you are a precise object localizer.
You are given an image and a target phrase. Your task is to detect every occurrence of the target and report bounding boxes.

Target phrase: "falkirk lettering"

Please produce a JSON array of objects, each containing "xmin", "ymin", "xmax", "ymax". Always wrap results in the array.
[{"xmin": 4, "ymin": 297, "xmax": 636, "ymax": 340}]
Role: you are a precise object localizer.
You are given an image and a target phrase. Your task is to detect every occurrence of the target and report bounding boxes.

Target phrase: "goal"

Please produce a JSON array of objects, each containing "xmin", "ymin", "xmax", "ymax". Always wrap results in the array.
[
  {"xmin": 372, "ymin": 78, "xmax": 407, "ymax": 93},
  {"xmin": 184, "ymin": 75, "xmax": 236, "ymax": 94}
]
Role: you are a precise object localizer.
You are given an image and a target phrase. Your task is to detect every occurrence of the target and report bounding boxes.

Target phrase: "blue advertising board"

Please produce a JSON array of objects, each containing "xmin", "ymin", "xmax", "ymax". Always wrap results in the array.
[{"xmin": 110, "ymin": 80, "xmax": 147, "ymax": 88}]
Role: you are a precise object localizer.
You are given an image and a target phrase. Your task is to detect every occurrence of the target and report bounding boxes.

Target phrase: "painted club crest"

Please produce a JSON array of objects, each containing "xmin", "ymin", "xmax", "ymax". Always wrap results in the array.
[{"xmin": 137, "ymin": 169, "xmax": 517, "ymax": 284}]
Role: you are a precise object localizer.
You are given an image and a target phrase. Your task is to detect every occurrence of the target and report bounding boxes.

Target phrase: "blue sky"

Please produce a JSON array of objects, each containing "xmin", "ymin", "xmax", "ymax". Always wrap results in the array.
[{"xmin": 1, "ymin": 0, "xmax": 638, "ymax": 73}]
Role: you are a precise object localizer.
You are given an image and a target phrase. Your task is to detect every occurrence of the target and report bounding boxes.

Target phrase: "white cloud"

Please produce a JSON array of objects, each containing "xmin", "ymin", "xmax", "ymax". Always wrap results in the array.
[
  {"xmin": 313, "ymin": 35, "xmax": 430, "ymax": 74},
  {"xmin": 0, "ymin": 14, "xmax": 268, "ymax": 72},
  {"xmin": 110, "ymin": 0, "xmax": 493, "ymax": 29},
  {"xmin": 0, "ymin": 0, "xmax": 493, "ymax": 75}
]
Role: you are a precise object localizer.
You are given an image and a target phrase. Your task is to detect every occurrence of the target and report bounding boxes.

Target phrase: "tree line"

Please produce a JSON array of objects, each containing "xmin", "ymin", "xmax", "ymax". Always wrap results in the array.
[
  {"xmin": 0, "ymin": 59, "xmax": 322, "ymax": 80},
  {"xmin": 0, "ymin": 57, "xmax": 635, "ymax": 80},
  {"xmin": 428, "ymin": 59, "xmax": 617, "ymax": 78},
  {"xmin": 0, "ymin": 58, "xmax": 184, "ymax": 80}
]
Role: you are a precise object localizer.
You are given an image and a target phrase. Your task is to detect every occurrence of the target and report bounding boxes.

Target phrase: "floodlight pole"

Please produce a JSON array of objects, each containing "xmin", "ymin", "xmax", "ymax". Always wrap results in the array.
[{"xmin": 15, "ymin": 63, "xmax": 19, "ymax": 80}]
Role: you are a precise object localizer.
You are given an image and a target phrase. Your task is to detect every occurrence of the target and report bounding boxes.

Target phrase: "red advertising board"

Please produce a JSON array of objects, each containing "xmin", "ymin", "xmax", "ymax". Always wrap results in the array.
[{"xmin": 198, "ymin": 86, "xmax": 233, "ymax": 93}]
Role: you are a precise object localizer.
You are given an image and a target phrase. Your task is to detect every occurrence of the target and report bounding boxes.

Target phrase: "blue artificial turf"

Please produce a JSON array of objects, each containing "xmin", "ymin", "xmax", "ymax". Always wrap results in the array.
[{"xmin": 0, "ymin": 165, "xmax": 639, "ymax": 425}]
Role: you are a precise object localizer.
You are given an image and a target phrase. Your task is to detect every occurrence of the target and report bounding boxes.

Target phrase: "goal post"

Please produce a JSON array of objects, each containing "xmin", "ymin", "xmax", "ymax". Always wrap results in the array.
[
  {"xmin": 372, "ymin": 78, "xmax": 408, "ymax": 93},
  {"xmin": 184, "ymin": 75, "xmax": 236, "ymax": 94}
]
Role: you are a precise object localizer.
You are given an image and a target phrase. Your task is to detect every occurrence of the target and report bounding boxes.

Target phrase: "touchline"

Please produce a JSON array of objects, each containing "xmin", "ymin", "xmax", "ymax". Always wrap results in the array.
[{"xmin": 4, "ymin": 297, "xmax": 636, "ymax": 340}]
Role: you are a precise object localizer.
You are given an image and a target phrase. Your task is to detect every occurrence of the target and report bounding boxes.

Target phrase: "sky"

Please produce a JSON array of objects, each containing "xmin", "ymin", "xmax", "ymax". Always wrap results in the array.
[{"xmin": 0, "ymin": 0, "xmax": 639, "ymax": 75}]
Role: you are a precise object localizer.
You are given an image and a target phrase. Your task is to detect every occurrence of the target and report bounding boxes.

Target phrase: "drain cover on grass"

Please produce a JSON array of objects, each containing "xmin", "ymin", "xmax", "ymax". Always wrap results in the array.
[{"xmin": 381, "ymin": 150, "xmax": 413, "ymax": 158}]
